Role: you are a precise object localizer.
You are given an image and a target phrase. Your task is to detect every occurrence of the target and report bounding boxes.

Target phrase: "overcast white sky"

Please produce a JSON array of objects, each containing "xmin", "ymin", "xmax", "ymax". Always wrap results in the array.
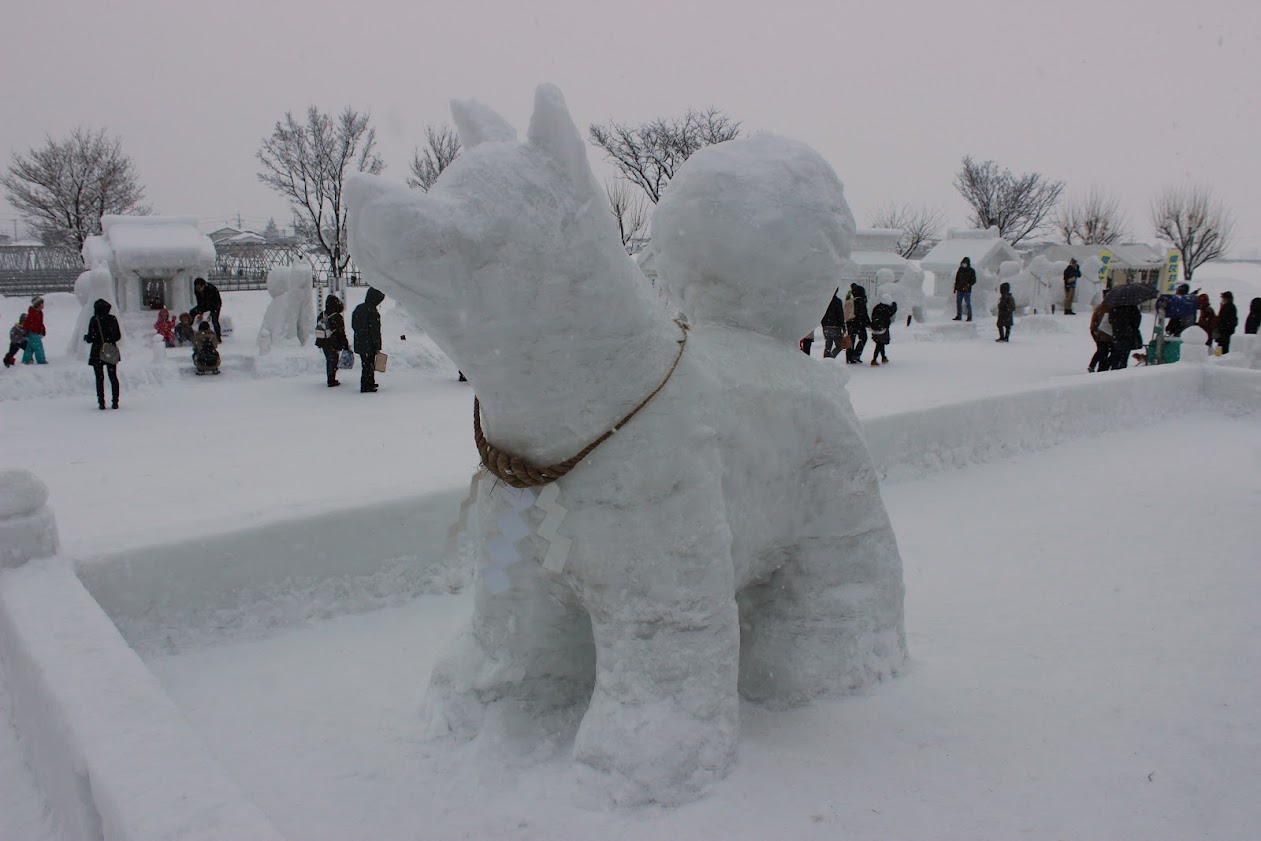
[{"xmin": 2, "ymin": 0, "xmax": 1258, "ymax": 253}]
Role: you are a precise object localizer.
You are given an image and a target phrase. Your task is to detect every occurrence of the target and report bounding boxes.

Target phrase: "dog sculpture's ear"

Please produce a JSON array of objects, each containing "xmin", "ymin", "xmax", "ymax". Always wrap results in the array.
[
  {"xmin": 527, "ymin": 83, "xmax": 601, "ymax": 201},
  {"xmin": 451, "ymin": 98, "xmax": 517, "ymax": 148}
]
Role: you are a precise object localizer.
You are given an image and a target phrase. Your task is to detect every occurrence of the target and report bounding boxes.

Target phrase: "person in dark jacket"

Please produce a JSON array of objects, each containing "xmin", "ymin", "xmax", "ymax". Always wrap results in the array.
[
  {"xmin": 192, "ymin": 322, "xmax": 221, "ymax": 374},
  {"xmin": 1087, "ymin": 301, "xmax": 1114, "ymax": 373},
  {"xmin": 820, "ymin": 288, "xmax": 846, "ymax": 358},
  {"xmin": 316, "ymin": 294, "xmax": 351, "ymax": 387},
  {"xmin": 1107, "ymin": 303, "xmax": 1142, "ymax": 369},
  {"xmin": 83, "ymin": 298, "xmax": 122, "ymax": 409},
  {"xmin": 868, "ymin": 293, "xmax": 897, "ymax": 366},
  {"xmin": 1215, "ymin": 290, "xmax": 1238, "ymax": 354},
  {"xmin": 996, "ymin": 281, "xmax": 1015, "ymax": 342},
  {"xmin": 4, "ymin": 312, "xmax": 26, "ymax": 367},
  {"xmin": 1245, "ymin": 297, "xmax": 1261, "ymax": 334},
  {"xmin": 1195, "ymin": 293, "xmax": 1216, "ymax": 348},
  {"xmin": 188, "ymin": 278, "xmax": 224, "ymax": 340},
  {"xmin": 844, "ymin": 283, "xmax": 869, "ymax": 363},
  {"xmin": 1062, "ymin": 258, "xmax": 1081, "ymax": 314},
  {"xmin": 952, "ymin": 257, "xmax": 976, "ymax": 321},
  {"xmin": 352, "ymin": 287, "xmax": 385, "ymax": 392}
]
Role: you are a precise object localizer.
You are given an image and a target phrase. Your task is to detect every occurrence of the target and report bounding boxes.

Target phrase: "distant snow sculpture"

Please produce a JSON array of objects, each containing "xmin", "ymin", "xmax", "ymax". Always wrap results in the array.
[
  {"xmin": 67, "ymin": 263, "xmax": 120, "ymax": 360},
  {"xmin": 876, "ymin": 265, "xmax": 926, "ymax": 322},
  {"xmin": 256, "ymin": 263, "xmax": 315, "ymax": 354},
  {"xmin": 348, "ymin": 84, "xmax": 906, "ymax": 805}
]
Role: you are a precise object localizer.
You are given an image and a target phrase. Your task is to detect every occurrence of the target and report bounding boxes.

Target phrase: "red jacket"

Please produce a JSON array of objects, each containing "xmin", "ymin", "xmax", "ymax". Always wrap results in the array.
[{"xmin": 24, "ymin": 306, "xmax": 46, "ymax": 336}]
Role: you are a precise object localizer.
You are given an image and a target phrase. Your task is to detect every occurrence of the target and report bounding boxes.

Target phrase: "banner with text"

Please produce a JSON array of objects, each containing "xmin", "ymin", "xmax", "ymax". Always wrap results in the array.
[
  {"xmin": 1163, "ymin": 249, "xmax": 1182, "ymax": 293},
  {"xmin": 1097, "ymin": 249, "xmax": 1116, "ymax": 287}
]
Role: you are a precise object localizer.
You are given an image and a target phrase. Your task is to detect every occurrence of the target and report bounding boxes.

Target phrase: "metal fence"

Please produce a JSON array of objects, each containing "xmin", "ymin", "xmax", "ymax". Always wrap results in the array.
[{"xmin": 0, "ymin": 246, "xmax": 82, "ymax": 296}]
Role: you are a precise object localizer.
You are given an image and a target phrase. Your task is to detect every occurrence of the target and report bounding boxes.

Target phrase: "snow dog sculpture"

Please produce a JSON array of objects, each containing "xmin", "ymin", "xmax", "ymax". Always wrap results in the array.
[
  {"xmin": 348, "ymin": 84, "xmax": 906, "ymax": 805},
  {"xmin": 256, "ymin": 263, "xmax": 315, "ymax": 354}
]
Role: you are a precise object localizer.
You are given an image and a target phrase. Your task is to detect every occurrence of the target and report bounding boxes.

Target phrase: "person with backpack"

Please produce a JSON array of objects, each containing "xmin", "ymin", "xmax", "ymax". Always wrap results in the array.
[
  {"xmin": 952, "ymin": 258, "xmax": 976, "ymax": 322},
  {"xmin": 820, "ymin": 287, "xmax": 846, "ymax": 358},
  {"xmin": 83, "ymin": 299, "xmax": 122, "ymax": 409},
  {"xmin": 352, "ymin": 287, "xmax": 385, "ymax": 393},
  {"xmin": 869, "ymin": 293, "xmax": 897, "ymax": 366},
  {"xmin": 191, "ymin": 321, "xmax": 221, "ymax": 374},
  {"xmin": 844, "ymin": 283, "xmax": 869, "ymax": 364},
  {"xmin": 4, "ymin": 312, "xmax": 27, "ymax": 367},
  {"xmin": 1215, "ymin": 291, "xmax": 1238, "ymax": 354},
  {"xmin": 996, "ymin": 281, "xmax": 1015, "ymax": 342},
  {"xmin": 188, "ymin": 278, "xmax": 224, "ymax": 340},
  {"xmin": 21, "ymin": 296, "xmax": 48, "ymax": 364},
  {"xmin": 315, "ymin": 294, "xmax": 351, "ymax": 387}
]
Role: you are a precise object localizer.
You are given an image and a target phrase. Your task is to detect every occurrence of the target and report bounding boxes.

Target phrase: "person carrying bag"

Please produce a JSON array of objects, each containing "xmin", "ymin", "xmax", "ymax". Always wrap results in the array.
[{"xmin": 84, "ymin": 298, "xmax": 122, "ymax": 410}]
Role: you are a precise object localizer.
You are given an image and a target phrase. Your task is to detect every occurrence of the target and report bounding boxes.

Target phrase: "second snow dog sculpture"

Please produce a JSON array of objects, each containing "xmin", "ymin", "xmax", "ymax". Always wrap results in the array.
[{"xmin": 348, "ymin": 85, "xmax": 906, "ymax": 805}]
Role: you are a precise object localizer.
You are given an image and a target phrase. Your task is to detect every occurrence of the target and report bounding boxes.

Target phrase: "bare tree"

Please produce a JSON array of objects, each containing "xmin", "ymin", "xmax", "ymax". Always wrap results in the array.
[
  {"xmin": 606, "ymin": 180, "xmax": 649, "ymax": 255},
  {"xmin": 1055, "ymin": 188, "xmax": 1130, "ymax": 245},
  {"xmin": 589, "ymin": 107, "xmax": 741, "ymax": 204},
  {"xmin": 1, "ymin": 127, "xmax": 150, "ymax": 250},
  {"xmin": 867, "ymin": 202, "xmax": 945, "ymax": 258},
  {"xmin": 407, "ymin": 124, "xmax": 461, "ymax": 192},
  {"xmin": 257, "ymin": 106, "xmax": 384, "ymax": 280},
  {"xmin": 953, "ymin": 156, "xmax": 1065, "ymax": 246},
  {"xmin": 1150, "ymin": 184, "xmax": 1235, "ymax": 281}
]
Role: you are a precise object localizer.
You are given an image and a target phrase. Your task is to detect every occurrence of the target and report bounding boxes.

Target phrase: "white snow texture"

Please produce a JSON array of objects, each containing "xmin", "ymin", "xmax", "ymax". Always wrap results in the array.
[
  {"xmin": 256, "ymin": 263, "xmax": 315, "ymax": 354},
  {"xmin": 348, "ymin": 84, "xmax": 906, "ymax": 804}
]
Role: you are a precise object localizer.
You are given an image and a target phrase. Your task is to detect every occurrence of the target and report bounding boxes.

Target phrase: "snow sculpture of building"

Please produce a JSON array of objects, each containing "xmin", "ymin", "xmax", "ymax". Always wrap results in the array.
[
  {"xmin": 256, "ymin": 263, "xmax": 315, "ymax": 354},
  {"xmin": 66, "ymin": 263, "xmax": 122, "ymax": 360},
  {"xmin": 82, "ymin": 216, "xmax": 216, "ymax": 314},
  {"xmin": 875, "ymin": 264, "xmax": 927, "ymax": 322},
  {"xmin": 921, "ymin": 227, "xmax": 1020, "ymax": 298},
  {"xmin": 842, "ymin": 227, "xmax": 913, "ymax": 298},
  {"xmin": 348, "ymin": 84, "xmax": 906, "ymax": 805}
]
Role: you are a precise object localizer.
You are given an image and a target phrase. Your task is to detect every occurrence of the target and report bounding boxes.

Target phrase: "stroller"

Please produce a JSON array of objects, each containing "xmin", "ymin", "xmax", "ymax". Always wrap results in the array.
[{"xmin": 192, "ymin": 323, "xmax": 221, "ymax": 375}]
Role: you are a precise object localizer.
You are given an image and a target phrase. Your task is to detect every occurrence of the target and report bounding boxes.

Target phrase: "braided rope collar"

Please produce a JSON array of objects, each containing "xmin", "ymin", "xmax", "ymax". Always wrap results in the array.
[{"xmin": 474, "ymin": 320, "xmax": 689, "ymax": 488}]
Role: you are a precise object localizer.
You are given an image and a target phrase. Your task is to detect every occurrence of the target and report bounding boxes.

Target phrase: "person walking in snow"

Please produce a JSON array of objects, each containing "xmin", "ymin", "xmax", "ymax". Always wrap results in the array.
[
  {"xmin": 1107, "ymin": 303, "xmax": 1142, "ymax": 370},
  {"xmin": 4, "ymin": 312, "xmax": 27, "ymax": 368},
  {"xmin": 316, "ymin": 294, "xmax": 351, "ymax": 387},
  {"xmin": 820, "ymin": 287, "xmax": 846, "ymax": 358},
  {"xmin": 188, "ymin": 278, "xmax": 224, "ymax": 341},
  {"xmin": 844, "ymin": 283, "xmax": 869, "ymax": 363},
  {"xmin": 952, "ymin": 257, "xmax": 976, "ymax": 322},
  {"xmin": 996, "ymin": 281, "xmax": 1015, "ymax": 342},
  {"xmin": 1087, "ymin": 301, "xmax": 1113, "ymax": 373},
  {"xmin": 869, "ymin": 293, "xmax": 897, "ymax": 366},
  {"xmin": 21, "ymin": 296, "xmax": 48, "ymax": 364},
  {"xmin": 1245, "ymin": 297, "xmax": 1261, "ymax": 335},
  {"xmin": 1214, "ymin": 291, "xmax": 1238, "ymax": 354},
  {"xmin": 84, "ymin": 298, "xmax": 122, "ymax": 409},
  {"xmin": 352, "ymin": 287, "xmax": 385, "ymax": 393},
  {"xmin": 1062, "ymin": 258, "xmax": 1081, "ymax": 315}
]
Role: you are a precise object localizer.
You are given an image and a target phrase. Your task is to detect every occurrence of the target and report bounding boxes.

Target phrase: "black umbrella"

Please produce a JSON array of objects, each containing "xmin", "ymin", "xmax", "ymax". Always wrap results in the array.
[{"xmin": 1104, "ymin": 283, "xmax": 1158, "ymax": 306}]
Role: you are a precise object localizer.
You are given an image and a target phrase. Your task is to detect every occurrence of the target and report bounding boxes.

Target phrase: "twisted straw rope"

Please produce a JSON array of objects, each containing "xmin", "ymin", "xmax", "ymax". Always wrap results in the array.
[{"xmin": 474, "ymin": 321, "xmax": 689, "ymax": 488}]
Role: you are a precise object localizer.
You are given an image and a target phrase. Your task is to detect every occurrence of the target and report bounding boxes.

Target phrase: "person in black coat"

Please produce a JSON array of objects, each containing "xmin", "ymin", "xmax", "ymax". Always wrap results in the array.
[
  {"xmin": 868, "ymin": 294, "xmax": 897, "ymax": 366},
  {"xmin": 1245, "ymin": 297, "xmax": 1261, "ymax": 335},
  {"xmin": 352, "ymin": 287, "xmax": 385, "ymax": 392},
  {"xmin": 845, "ymin": 283, "xmax": 869, "ymax": 364},
  {"xmin": 1215, "ymin": 291, "xmax": 1238, "ymax": 354},
  {"xmin": 188, "ymin": 278, "xmax": 224, "ymax": 340},
  {"xmin": 819, "ymin": 288, "xmax": 846, "ymax": 358},
  {"xmin": 1107, "ymin": 303, "xmax": 1142, "ymax": 369},
  {"xmin": 316, "ymin": 294, "xmax": 351, "ymax": 387},
  {"xmin": 952, "ymin": 257, "xmax": 977, "ymax": 321},
  {"xmin": 83, "ymin": 298, "xmax": 122, "ymax": 410},
  {"xmin": 1062, "ymin": 258, "xmax": 1081, "ymax": 314}
]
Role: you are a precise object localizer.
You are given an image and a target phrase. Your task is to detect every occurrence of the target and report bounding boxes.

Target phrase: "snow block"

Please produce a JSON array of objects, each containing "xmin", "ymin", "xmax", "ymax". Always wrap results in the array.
[
  {"xmin": 0, "ymin": 469, "xmax": 59, "ymax": 568},
  {"xmin": 1202, "ymin": 366, "xmax": 1261, "ymax": 417},
  {"xmin": 0, "ymin": 560, "xmax": 284, "ymax": 841}
]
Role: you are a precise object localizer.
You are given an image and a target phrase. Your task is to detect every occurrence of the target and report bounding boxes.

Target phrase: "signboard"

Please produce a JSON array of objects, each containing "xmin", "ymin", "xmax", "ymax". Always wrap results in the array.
[
  {"xmin": 1163, "ymin": 249, "xmax": 1182, "ymax": 294},
  {"xmin": 1097, "ymin": 249, "xmax": 1115, "ymax": 286}
]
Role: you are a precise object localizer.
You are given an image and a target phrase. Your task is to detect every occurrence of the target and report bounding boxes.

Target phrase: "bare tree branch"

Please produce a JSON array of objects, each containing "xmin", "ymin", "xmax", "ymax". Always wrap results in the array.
[
  {"xmin": 589, "ymin": 107, "xmax": 741, "ymax": 204},
  {"xmin": 257, "ymin": 105, "xmax": 384, "ymax": 278},
  {"xmin": 1150, "ymin": 184, "xmax": 1235, "ymax": 281},
  {"xmin": 605, "ymin": 179, "xmax": 649, "ymax": 255},
  {"xmin": 953, "ymin": 156, "xmax": 1065, "ymax": 245},
  {"xmin": 867, "ymin": 202, "xmax": 945, "ymax": 258},
  {"xmin": 407, "ymin": 124, "xmax": 461, "ymax": 192},
  {"xmin": 1, "ymin": 127, "xmax": 150, "ymax": 249},
  {"xmin": 1055, "ymin": 188, "xmax": 1129, "ymax": 245}
]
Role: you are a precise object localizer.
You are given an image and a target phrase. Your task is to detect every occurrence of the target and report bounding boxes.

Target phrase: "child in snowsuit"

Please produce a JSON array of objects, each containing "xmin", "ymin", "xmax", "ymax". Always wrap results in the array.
[
  {"xmin": 21, "ymin": 296, "xmax": 47, "ymax": 364},
  {"xmin": 174, "ymin": 312, "xmax": 195, "ymax": 347},
  {"xmin": 996, "ymin": 281, "xmax": 1015, "ymax": 342},
  {"xmin": 869, "ymin": 293, "xmax": 897, "ymax": 366},
  {"xmin": 154, "ymin": 307, "xmax": 176, "ymax": 348},
  {"xmin": 4, "ymin": 313, "xmax": 26, "ymax": 367},
  {"xmin": 192, "ymin": 321, "xmax": 221, "ymax": 374}
]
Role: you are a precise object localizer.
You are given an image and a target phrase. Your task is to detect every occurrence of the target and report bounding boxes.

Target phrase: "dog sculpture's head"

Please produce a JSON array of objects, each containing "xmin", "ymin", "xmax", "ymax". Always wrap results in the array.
[{"xmin": 348, "ymin": 85, "xmax": 662, "ymax": 381}]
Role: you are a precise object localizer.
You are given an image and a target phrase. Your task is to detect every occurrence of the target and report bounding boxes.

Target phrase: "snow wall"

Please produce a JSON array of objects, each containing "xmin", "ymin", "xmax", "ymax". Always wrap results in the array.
[{"xmin": 1, "ymin": 363, "xmax": 1258, "ymax": 841}]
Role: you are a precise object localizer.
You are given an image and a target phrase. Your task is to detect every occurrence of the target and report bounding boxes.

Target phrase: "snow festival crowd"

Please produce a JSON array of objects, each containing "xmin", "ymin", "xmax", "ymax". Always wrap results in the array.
[
  {"xmin": 6, "ymin": 262, "xmax": 1261, "ymax": 410},
  {"xmin": 800, "ymin": 257, "xmax": 1259, "ymax": 373}
]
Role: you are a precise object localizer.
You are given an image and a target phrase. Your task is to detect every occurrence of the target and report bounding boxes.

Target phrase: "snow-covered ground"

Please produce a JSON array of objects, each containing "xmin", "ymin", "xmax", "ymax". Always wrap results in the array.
[{"xmin": 1, "ymin": 261, "xmax": 1259, "ymax": 840}]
